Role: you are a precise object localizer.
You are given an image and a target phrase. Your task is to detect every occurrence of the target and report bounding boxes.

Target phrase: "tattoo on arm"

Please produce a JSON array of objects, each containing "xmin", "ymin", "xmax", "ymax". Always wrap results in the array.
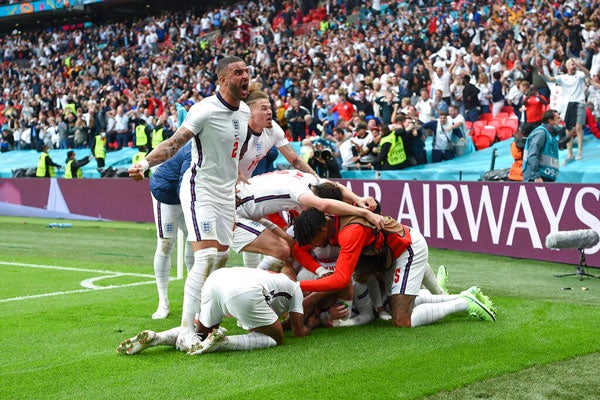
[
  {"xmin": 147, "ymin": 128, "xmax": 193, "ymax": 166},
  {"xmin": 282, "ymin": 144, "xmax": 316, "ymax": 175}
]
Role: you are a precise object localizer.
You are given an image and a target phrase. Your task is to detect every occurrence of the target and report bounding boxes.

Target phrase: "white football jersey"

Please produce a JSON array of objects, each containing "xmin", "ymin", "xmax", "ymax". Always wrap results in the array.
[
  {"xmin": 180, "ymin": 94, "xmax": 250, "ymax": 205},
  {"xmin": 236, "ymin": 169, "xmax": 320, "ymax": 220},
  {"xmin": 239, "ymin": 120, "xmax": 289, "ymax": 177}
]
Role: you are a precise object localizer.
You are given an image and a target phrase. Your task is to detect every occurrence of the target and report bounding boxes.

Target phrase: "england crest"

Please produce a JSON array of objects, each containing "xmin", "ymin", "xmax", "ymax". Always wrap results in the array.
[
  {"xmin": 232, "ymin": 119, "xmax": 240, "ymax": 132},
  {"xmin": 201, "ymin": 221, "xmax": 212, "ymax": 234},
  {"xmin": 165, "ymin": 223, "xmax": 174, "ymax": 234}
]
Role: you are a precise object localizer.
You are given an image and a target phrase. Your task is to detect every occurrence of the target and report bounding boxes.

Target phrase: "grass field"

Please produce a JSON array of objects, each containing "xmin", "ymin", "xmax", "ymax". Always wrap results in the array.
[{"xmin": 1, "ymin": 216, "xmax": 599, "ymax": 399}]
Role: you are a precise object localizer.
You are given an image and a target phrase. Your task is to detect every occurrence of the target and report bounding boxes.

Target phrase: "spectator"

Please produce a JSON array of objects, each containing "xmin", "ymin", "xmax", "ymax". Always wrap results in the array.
[
  {"xmin": 521, "ymin": 85, "xmax": 549, "ymax": 126},
  {"xmin": 422, "ymin": 111, "xmax": 455, "ymax": 163},
  {"xmin": 491, "ymin": 71, "xmax": 506, "ymax": 116},
  {"xmin": 285, "ymin": 98, "xmax": 309, "ymax": 142}
]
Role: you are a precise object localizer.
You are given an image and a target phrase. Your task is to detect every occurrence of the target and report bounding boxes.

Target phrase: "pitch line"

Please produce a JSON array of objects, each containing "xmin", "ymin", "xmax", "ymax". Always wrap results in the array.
[{"xmin": 0, "ymin": 261, "xmax": 179, "ymax": 303}]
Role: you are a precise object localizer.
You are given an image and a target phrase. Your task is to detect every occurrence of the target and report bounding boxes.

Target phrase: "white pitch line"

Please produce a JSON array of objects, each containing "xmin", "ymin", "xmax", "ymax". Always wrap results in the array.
[{"xmin": 0, "ymin": 260, "xmax": 180, "ymax": 303}]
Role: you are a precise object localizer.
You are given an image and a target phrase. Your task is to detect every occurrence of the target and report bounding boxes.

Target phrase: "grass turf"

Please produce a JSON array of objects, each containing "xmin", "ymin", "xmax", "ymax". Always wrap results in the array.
[{"xmin": 0, "ymin": 216, "xmax": 599, "ymax": 399}]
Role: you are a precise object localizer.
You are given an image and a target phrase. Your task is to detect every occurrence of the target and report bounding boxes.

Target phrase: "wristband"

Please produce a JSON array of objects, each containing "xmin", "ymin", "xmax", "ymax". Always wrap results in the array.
[{"xmin": 139, "ymin": 159, "xmax": 149, "ymax": 172}]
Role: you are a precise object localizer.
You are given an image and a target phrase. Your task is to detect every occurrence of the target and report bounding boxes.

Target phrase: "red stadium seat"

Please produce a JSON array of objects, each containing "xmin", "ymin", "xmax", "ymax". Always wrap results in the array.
[
  {"xmin": 482, "ymin": 125, "xmax": 497, "ymax": 142},
  {"xmin": 502, "ymin": 117, "xmax": 519, "ymax": 131},
  {"xmin": 487, "ymin": 119, "xmax": 501, "ymax": 128},
  {"xmin": 501, "ymin": 106, "xmax": 514, "ymax": 115},
  {"xmin": 494, "ymin": 112, "xmax": 509, "ymax": 120},
  {"xmin": 474, "ymin": 133, "xmax": 492, "ymax": 149},
  {"xmin": 472, "ymin": 120, "xmax": 486, "ymax": 136},
  {"xmin": 497, "ymin": 126, "xmax": 514, "ymax": 141},
  {"xmin": 480, "ymin": 113, "xmax": 493, "ymax": 121}
]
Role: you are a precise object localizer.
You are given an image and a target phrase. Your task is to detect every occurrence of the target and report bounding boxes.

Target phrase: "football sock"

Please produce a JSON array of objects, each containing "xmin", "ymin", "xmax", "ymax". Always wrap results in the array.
[
  {"xmin": 410, "ymin": 299, "xmax": 468, "ymax": 327},
  {"xmin": 422, "ymin": 263, "xmax": 445, "ymax": 294},
  {"xmin": 153, "ymin": 237, "xmax": 174, "ymax": 307},
  {"xmin": 180, "ymin": 247, "xmax": 217, "ymax": 333},
  {"xmin": 367, "ymin": 274, "xmax": 384, "ymax": 309},
  {"xmin": 353, "ymin": 282, "xmax": 374, "ymax": 317},
  {"xmin": 213, "ymin": 250, "xmax": 229, "ymax": 273},
  {"xmin": 156, "ymin": 327, "xmax": 180, "ymax": 346},
  {"xmin": 415, "ymin": 293, "xmax": 459, "ymax": 305},
  {"xmin": 218, "ymin": 332, "xmax": 277, "ymax": 351},
  {"xmin": 256, "ymin": 255, "xmax": 284, "ymax": 272},
  {"xmin": 242, "ymin": 252, "xmax": 262, "ymax": 268},
  {"xmin": 184, "ymin": 242, "xmax": 194, "ymax": 272}
]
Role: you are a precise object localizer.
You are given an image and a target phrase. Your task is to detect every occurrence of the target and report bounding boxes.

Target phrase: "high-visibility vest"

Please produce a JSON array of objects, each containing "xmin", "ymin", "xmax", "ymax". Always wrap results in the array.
[
  {"xmin": 132, "ymin": 152, "xmax": 146, "ymax": 164},
  {"xmin": 64, "ymin": 159, "xmax": 82, "ymax": 179},
  {"xmin": 64, "ymin": 103, "xmax": 76, "ymax": 116},
  {"xmin": 93, "ymin": 135, "xmax": 106, "ymax": 159},
  {"xmin": 36, "ymin": 153, "xmax": 55, "ymax": 177},
  {"xmin": 379, "ymin": 133, "xmax": 407, "ymax": 166},
  {"xmin": 151, "ymin": 127, "xmax": 164, "ymax": 149},
  {"xmin": 135, "ymin": 125, "xmax": 148, "ymax": 147},
  {"xmin": 523, "ymin": 125, "xmax": 559, "ymax": 182}
]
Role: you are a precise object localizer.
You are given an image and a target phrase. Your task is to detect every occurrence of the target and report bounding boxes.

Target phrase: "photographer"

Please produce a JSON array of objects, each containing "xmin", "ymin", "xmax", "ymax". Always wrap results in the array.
[{"xmin": 308, "ymin": 142, "xmax": 341, "ymax": 178}]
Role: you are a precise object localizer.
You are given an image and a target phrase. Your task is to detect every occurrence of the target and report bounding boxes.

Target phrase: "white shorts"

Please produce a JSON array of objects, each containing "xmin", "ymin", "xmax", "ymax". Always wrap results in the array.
[
  {"xmin": 200, "ymin": 280, "xmax": 278, "ymax": 330},
  {"xmin": 230, "ymin": 217, "xmax": 267, "ymax": 253},
  {"xmin": 151, "ymin": 196, "xmax": 187, "ymax": 239},
  {"xmin": 386, "ymin": 229, "xmax": 429, "ymax": 296},
  {"xmin": 181, "ymin": 199, "xmax": 235, "ymax": 246}
]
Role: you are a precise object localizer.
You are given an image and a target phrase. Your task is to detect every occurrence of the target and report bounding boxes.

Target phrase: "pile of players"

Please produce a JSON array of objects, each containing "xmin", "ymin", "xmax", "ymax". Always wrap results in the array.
[{"xmin": 118, "ymin": 57, "xmax": 496, "ymax": 356}]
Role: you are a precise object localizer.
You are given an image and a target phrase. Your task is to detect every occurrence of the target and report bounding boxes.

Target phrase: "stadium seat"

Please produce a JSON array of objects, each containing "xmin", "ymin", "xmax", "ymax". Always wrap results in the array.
[
  {"xmin": 472, "ymin": 120, "xmax": 486, "ymax": 136},
  {"xmin": 501, "ymin": 106, "xmax": 514, "ymax": 115},
  {"xmin": 480, "ymin": 113, "xmax": 493, "ymax": 121},
  {"xmin": 494, "ymin": 112, "xmax": 509, "ymax": 120},
  {"xmin": 473, "ymin": 132, "xmax": 492, "ymax": 149},
  {"xmin": 482, "ymin": 125, "xmax": 497, "ymax": 142},
  {"xmin": 497, "ymin": 126, "xmax": 514, "ymax": 141},
  {"xmin": 502, "ymin": 117, "xmax": 519, "ymax": 131},
  {"xmin": 487, "ymin": 119, "xmax": 501, "ymax": 128}
]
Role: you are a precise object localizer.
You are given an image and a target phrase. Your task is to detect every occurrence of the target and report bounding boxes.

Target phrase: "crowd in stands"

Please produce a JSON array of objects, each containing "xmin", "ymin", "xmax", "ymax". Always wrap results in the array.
[{"xmin": 1, "ymin": 0, "xmax": 599, "ymax": 174}]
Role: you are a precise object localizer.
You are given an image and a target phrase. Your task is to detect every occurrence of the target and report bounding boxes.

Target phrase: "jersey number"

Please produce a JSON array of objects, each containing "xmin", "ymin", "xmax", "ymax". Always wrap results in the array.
[
  {"xmin": 231, "ymin": 141, "xmax": 239, "ymax": 158},
  {"xmin": 393, "ymin": 267, "xmax": 401, "ymax": 284}
]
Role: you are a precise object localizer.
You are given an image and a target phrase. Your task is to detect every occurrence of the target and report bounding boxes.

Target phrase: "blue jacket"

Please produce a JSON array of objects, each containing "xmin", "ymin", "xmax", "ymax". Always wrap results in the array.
[{"xmin": 149, "ymin": 142, "xmax": 191, "ymax": 204}]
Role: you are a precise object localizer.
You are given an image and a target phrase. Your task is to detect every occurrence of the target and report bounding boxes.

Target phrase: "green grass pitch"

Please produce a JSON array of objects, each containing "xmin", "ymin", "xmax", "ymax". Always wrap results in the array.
[{"xmin": 1, "ymin": 216, "xmax": 599, "ymax": 399}]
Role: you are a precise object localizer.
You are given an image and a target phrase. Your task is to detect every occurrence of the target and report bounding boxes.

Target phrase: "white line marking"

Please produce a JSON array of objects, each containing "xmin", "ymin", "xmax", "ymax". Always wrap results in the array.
[{"xmin": 0, "ymin": 261, "xmax": 180, "ymax": 303}]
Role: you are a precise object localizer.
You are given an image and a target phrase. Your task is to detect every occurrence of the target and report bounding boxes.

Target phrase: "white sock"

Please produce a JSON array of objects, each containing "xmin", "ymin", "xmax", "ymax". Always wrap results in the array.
[
  {"xmin": 242, "ymin": 252, "xmax": 262, "ymax": 268},
  {"xmin": 410, "ymin": 298, "xmax": 468, "ymax": 327},
  {"xmin": 415, "ymin": 293, "xmax": 459, "ymax": 306},
  {"xmin": 180, "ymin": 248, "xmax": 217, "ymax": 333},
  {"xmin": 153, "ymin": 238, "xmax": 174, "ymax": 307},
  {"xmin": 256, "ymin": 255, "xmax": 284, "ymax": 272},
  {"xmin": 218, "ymin": 331, "xmax": 277, "ymax": 351},
  {"xmin": 156, "ymin": 327, "xmax": 180, "ymax": 346},
  {"xmin": 421, "ymin": 263, "xmax": 445, "ymax": 294},
  {"xmin": 353, "ymin": 282, "xmax": 374, "ymax": 317},
  {"xmin": 214, "ymin": 250, "xmax": 229, "ymax": 272},
  {"xmin": 334, "ymin": 312, "xmax": 374, "ymax": 327},
  {"xmin": 184, "ymin": 242, "xmax": 194, "ymax": 273},
  {"xmin": 367, "ymin": 275, "xmax": 384, "ymax": 309}
]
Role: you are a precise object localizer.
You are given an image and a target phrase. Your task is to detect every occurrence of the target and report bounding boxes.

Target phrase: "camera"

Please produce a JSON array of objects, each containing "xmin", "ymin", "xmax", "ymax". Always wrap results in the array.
[
  {"xmin": 314, "ymin": 148, "xmax": 332, "ymax": 161},
  {"xmin": 558, "ymin": 134, "xmax": 571, "ymax": 150}
]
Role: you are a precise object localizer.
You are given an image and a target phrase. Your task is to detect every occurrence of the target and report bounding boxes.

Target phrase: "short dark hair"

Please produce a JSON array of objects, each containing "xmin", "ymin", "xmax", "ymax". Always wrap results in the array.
[
  {"xmin": 542, "ymin": 109, "xmax": 558, "ymax": 124},
  {"xmin": 216, "ymin": 56, "xmax": 244, "ymax": 78},
  {"xmin": 310, "ymin": 182, "xmax": 343, "ymax": 202},
  {"xmin": 294, "ymin": 208, "xmax": 327, "ymax": 246}
]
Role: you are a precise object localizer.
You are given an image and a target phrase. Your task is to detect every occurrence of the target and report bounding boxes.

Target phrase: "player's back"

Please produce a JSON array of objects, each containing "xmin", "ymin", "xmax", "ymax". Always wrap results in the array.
[{"xmin": 236, "ymin": 169, "xmax": 319, "ymax": 220}]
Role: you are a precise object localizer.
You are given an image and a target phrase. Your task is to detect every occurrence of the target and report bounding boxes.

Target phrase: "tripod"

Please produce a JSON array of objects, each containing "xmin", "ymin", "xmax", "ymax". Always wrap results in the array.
[{"xmin": 554, "ymin": 248, "xmax": 600, "ymax": 281}]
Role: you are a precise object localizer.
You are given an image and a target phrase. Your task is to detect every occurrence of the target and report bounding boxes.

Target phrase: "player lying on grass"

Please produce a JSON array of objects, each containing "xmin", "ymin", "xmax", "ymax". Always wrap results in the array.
[
  {"xmin": 117, "ymin": 267, "xmax": 316, "ymax": 356},
  {"xmin": 293, "ymin": 208, "xmax": 497, "ymax": 327}
]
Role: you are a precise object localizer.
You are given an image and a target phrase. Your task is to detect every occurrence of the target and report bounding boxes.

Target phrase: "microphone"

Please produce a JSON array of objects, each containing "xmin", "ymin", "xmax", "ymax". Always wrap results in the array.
[{"xmin": 545, "ymin": 229, "xmax": 600, "ymax": 250}]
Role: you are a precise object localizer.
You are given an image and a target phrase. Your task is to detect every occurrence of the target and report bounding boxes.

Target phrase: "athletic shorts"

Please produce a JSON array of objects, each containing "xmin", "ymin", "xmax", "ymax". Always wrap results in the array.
[
  {"xmin": 230, "ymin": 217, "xmax": 268, "ymax": 253},
  {"xmin": 181, "ymin": 199, "xmax": 235, "ymax": 246},
  {"xmin": 151, "ymin": 196, "xmax": 187, "ymax": 239},
  {"xmin": 200, "ymin": 280, "xmax": 278, "ymax": 330},
  {"xmin": 564, "ymin": 102, "xmax": 586, "ymax": 130},
  {"xmin": 385, "ymin": 229, "xmax": 429, "ymax": 296}
]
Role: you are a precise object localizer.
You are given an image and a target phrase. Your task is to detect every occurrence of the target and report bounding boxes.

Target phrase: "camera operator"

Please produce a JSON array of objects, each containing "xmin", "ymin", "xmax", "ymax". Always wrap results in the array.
[{"xmin": 308, "ymin": 142, "xmax": 341, "ymax": 178}]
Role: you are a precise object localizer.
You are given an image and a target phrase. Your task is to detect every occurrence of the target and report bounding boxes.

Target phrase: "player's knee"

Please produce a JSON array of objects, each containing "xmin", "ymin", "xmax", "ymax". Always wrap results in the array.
[
  {"xmin": 391, "ymin": 312, "xmax": 412, "ymax": 328},
  {"xmin": 157, "ymin": 238, "xmax": 175, "ymax": 255}
]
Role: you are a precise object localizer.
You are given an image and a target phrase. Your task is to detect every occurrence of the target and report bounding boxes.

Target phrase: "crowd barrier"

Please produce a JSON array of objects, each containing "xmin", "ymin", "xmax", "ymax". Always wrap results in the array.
[{"xmin": 1, "ymin": 177, "xmax": 598, "ymax": 267}]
